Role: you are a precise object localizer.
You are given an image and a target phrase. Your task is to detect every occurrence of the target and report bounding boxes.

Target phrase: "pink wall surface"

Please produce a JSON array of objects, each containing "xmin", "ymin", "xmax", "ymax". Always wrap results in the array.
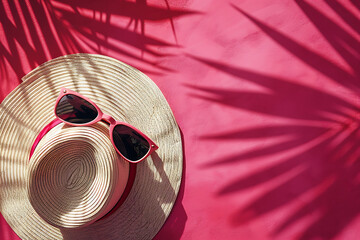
[{"xmin": 1, "ymin": 0, "xmax": 360, "ymax": 239}]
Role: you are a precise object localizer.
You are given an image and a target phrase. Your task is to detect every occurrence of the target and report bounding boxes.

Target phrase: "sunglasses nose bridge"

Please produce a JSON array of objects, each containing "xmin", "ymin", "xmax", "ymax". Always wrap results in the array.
[{"xmin": 102, "ymin": 114, "xmax": 116, "ymax": 125}]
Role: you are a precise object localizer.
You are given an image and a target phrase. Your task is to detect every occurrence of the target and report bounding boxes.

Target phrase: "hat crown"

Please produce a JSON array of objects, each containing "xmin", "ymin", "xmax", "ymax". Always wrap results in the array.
[{"xmin": 27, "ymin": 123, "xmax": 129, "ymax": 229}]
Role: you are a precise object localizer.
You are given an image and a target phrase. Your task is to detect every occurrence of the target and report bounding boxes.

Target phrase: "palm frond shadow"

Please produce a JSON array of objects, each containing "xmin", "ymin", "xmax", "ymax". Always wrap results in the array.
[
  {"xmin": 231, "ymin": 3, "xmax": 359, "ymax": 92},
  {"xmin": 350, "ymin": 0, "xmax": 360, "ymax": 12},
  {"xmin": 0, "ymin": 0, "xmax": 198, "ymax": 82},
  {"xmin": 189, "ymin": 2, "xmax": 360, "ymax": 239}
]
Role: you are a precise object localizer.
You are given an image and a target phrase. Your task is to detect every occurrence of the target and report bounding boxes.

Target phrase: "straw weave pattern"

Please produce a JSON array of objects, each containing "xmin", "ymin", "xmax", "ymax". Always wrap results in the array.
[
  {"xmin": 0, "ymin": 54, "xmax": 182, "ymax": 240},
  {"xmin": 28, "ymin": 123, "xmax": 129, "ymax": 229}
]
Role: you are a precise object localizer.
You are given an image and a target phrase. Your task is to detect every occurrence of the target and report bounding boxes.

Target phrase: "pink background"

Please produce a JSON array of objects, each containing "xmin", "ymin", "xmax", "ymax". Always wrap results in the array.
[{"xmin": 1, "ymin": 0, "xmax": 360, "ymax": 239}]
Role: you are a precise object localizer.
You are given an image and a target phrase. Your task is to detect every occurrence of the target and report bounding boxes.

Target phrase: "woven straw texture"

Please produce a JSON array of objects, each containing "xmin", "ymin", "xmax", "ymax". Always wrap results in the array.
[
  {"xmin": 28, "ymin": 123, "xmax": 130, "ymax": 229},
  {"xmin": 0, "ymin": 54, "xmax": 183, "ymax": 240}
]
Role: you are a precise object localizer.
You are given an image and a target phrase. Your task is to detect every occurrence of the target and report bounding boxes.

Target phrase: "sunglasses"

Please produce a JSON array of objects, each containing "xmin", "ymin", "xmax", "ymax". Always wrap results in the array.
[{"xmin": 52, "ymin": 88, "xmax": 158, "ymax": 163}]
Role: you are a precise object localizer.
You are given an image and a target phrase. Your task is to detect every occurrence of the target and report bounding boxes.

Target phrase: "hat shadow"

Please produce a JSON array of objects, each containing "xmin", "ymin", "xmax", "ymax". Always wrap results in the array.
[{"xmin": 153, "ymin": 129, "xmax": 187, "ymax": 240}]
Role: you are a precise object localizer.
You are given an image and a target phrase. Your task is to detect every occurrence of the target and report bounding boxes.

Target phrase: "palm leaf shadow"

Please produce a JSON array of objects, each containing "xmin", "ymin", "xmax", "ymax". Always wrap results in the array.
[
  {"xmin": 189, "ymin": 2, "xmax": 360, "ymax": 239},
  {"xmin": 231, "ymin": 3, "xmax": 359, "ymax": 92},
  {"xmin": 0, "ymin": 0, "xmax": 199, "ymax": 82},
  {"xmin": 350, "ymin": 0, "xmax": 360, "ymax": 11},
  {"xmin": 295, "ymin": 0, "xmax": 360, "ymax": 77},
  {"xmin": 324, "ymin": 0, "xmax": 360, "ymax": 35}
]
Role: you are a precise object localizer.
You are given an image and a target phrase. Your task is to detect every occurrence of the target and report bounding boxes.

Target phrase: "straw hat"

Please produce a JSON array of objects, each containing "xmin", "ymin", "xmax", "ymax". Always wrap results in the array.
[{"xmin": 0, "ymin": 54, "xmax": 183, "ymax": 239}]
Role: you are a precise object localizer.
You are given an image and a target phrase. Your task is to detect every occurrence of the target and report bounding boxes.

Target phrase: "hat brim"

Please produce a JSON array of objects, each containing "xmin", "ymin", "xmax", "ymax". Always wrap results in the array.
[{"xmin": 0, "ymin": 54, "xmax": 183, "ymax": 239}]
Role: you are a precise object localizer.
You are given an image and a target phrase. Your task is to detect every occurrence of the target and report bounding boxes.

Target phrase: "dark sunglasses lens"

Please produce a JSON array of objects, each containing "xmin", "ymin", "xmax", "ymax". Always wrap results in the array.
[
  {"xmin": 56, "ymin": 94, "xmax": 98, "ymax": 124},
  {"xmin": 112, "ymin": 125, "xmax": 150, "ymax": 161}
]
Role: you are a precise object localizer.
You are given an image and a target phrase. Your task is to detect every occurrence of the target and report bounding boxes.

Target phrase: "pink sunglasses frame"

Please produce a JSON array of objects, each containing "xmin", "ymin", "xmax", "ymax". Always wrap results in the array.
[{"xmin": 54, "ymin": 88, "xmax": 158, "ymax": 163}]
